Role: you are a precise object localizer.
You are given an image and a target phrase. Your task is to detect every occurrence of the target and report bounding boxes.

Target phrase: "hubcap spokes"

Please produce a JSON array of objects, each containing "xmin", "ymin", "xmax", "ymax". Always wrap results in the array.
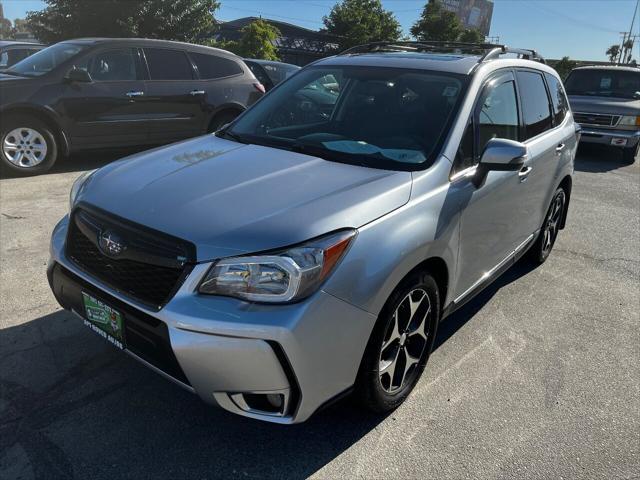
[
  {"xmin": 542, "ymin": 193, "xmax": 565, "ymax": 254},
  {"xmin": 3, "ymin": 128, "xmax": 47, "ymax": 167},
  {"xmin": 379, "ymin": 288, "xmax": 431, "ymax": 393}
]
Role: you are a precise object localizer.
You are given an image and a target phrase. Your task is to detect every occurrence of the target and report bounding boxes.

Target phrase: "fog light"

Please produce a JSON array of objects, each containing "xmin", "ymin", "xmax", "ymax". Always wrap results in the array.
[{"xmin": 266, "ymin": 393, "xmax": 284, "ymax": 410}]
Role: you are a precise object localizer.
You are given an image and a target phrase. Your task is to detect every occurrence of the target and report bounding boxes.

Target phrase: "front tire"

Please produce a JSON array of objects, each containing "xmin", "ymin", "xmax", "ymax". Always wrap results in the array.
[
  {"xmin": 355, "ymin": 271, "xmax": 440, "ymax": 413},
  {"xmin": 0, "ymin": 115, "xmax": 59, "ymax": 176},
  {"xmin": 527, "ymin": 187, "xmax": 566, "ymax": 264}
]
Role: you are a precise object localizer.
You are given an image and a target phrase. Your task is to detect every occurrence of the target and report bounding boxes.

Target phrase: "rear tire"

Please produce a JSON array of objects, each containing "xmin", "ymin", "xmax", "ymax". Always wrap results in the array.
[
  {"xmin": 527, "ymin": 187, "xmax": 566, "ymax": 265},
  {"xmin": 622, "ymin": 144, "xmax": 638, "ymax": 164},
  {"xmin": 355, "ymin": 270, "xmax": 440, "ymax": 413},
  {"xmin": 208, "ymin": 110, "xmax": 241, "ymax": 133},
  {"xmin": 0, "ymin": 114, "xmax": 58, "ymax": 176}
]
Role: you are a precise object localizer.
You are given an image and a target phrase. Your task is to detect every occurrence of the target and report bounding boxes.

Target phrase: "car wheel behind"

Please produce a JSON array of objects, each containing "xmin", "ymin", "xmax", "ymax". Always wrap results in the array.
[
  {"xmin": 527, "ymin": 187, "xmax": 566, "ymax": 264},
  {"xmin": 0, "ymin": 115, "xmax": 59, "ymax": 176}
]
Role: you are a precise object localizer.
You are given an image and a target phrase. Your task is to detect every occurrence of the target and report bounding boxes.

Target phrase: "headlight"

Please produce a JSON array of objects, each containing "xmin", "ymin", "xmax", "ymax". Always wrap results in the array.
[
  {"xmin": 619, "ymin": 115, "xmax": 640, "ymax": 127},
  {"xmin": 198, "ymin": 229, "xmax": 356, "ymax": 303},
  {"xmin": 69, "ymin": 169, "xmax": 96, "ymax": 212}
]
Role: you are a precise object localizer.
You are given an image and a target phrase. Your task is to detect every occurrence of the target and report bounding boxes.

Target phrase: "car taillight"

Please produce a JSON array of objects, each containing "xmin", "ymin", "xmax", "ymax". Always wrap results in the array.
[{"xmin": 253, "ymin": 82, "xmax": 266, "ymax": 94}]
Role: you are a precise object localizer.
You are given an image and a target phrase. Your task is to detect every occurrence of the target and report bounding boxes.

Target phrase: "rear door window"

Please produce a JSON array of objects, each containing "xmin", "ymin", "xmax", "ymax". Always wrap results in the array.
[
  {"xmin": 544, "ymin": 73, "xmax": 569, "ymax": 126},
  {"xmin": 516, "ymin": 71, "xmax": 553, "ymax": 140},
  {"xmin": 190, "ymin": 52, "xmax": 243, "ymax": 79},
  {"xmin": 144, "ymin": 48, "xmax": 194, "ymax": 80}
]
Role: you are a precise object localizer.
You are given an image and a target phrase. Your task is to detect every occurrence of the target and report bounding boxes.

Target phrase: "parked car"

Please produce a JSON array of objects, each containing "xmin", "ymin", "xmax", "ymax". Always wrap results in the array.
[
  {"xmin": 0, "ymin": 38, "xmax": 264, "ymax": 175},
  {"xmin": 0, "ymin": 41, "xmax": 44, "ymax": 71},
  {"xmin": 565, "ymin": 65, "xmax": 640, "ymax": 162},
  {"xmin": 48, "ymin": 42, "xmax": 577, "ymax": 424},
  {"xmin": 243, "ymin": 58, "xmax": 299, "ymax": 91}
]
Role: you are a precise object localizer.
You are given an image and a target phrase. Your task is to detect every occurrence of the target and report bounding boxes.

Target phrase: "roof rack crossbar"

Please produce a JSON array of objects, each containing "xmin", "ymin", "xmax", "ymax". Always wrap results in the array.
[{"xmin": 339, "ymin": 41, "xmax": 546, "ymax": 64}]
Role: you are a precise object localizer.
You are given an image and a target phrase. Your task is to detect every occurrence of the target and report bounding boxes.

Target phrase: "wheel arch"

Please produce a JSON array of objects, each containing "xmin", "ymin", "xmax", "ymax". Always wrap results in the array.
[
  {"xmin": 207, "ymin": 103, "xmax": 246, "ymax": 131},
  {"xmin": 0, "ymin": 105, "xmax": 70, "ymax": 156}
]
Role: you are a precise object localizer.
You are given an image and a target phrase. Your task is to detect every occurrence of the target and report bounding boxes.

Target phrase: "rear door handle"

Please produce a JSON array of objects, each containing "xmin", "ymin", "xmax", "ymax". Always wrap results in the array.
[
  {"xmin": 555, "ymin": 143, "xmax": 566, "ymax": 153},
  {"xmin": 189, "ymin": 90, "xmax": 205, "ymax": 96},
  {"xmin": 125, "ymin": 91, "xmax": 144, "ymax": 98},
  {"xmin": 518, "ymin": 166, "xmax": 532, "ymax": 182}
]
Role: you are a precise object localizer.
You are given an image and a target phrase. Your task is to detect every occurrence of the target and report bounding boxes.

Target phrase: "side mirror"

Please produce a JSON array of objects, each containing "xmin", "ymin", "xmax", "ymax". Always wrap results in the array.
[
  {"xmin": 474, "ymin": 138, "xmax": 527, "ymax": 187},
  {"xmin": 479, "ymin": 138, "xmax": 527, "ymax": 172},
  {"xmin": 65, "ymin": 68, "xmax": 92, "ymax": 83}
]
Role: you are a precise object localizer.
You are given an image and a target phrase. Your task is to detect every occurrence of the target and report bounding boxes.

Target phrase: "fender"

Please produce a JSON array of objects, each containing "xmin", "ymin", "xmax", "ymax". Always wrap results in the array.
[{"xmin": 0, "ymin": 103, "xmax": 71, "ymax": 156}]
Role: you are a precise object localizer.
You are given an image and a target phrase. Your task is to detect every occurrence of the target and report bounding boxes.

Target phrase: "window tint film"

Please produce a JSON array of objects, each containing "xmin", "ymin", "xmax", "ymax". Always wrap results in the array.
[
  {"xmin": 144, "ymin": 48, "xmax": 193, "ymax": 80},
  {"xmin": 516, "ymin": 71, "xmax": 553, "ymax": 139},
  {"xmin": 191, "ymin": 52, "xmax": 243, "ymax": 79},
  {"xmin": 89, "ymin": 49, "xmax": 137, "ymax": 81},
  {"xmin": 544, "ymin": 73, "xmax": 569, "ymax": 126},
  {"xmin": 478, "ymin": 80, "xmax": 519, "ymax": 152}
]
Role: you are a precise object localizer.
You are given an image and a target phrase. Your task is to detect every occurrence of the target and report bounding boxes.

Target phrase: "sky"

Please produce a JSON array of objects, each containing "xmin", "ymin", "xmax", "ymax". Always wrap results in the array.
[{"xmin": 2, "ymin": 0, "xmax": 638, "ymax": 61}]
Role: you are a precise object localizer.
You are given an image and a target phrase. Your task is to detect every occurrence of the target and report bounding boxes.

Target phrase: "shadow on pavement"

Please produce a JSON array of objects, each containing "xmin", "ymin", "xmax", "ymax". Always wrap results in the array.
[
  {"xmin": 573, "ymin": 144, "xmax": 635, "ymax": 173},
  {"xmin": 1, "ymin": 258, "xmax": 539, "ymax": 479}
]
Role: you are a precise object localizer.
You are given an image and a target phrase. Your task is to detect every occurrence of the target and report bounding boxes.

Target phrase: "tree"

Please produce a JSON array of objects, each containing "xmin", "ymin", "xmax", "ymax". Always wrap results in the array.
[
  {"xmin": 323, "ymin": 0, "xmax": 401, "ymax": 50},
  {"xmin": 606, "ymin": 44, "xmax": 620, "ymax": 63},
  {"xmin": 411, "ymin": 0, "xmax": 462, "ymax": 42},
  {"xmin": 458, "ymin": 29, "xmax": 485, "ymax": 43},
  {"xmin": 25, "ymin": 0, "xmax": 219, "ymax": 44},
  {"xmin": 0, "ymin": 18, "xmax": 15, "ymax": 38},
  {"xmin": 234, "ymin": 19, "xmax": 280, "ymax": 60},
  {"xmin": 552, "ymin": 56, "xmax": 577, "ymax": 80}
]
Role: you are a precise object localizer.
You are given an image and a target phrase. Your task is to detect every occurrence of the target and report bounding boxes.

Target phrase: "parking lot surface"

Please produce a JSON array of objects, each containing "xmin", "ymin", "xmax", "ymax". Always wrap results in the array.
[{"xmin": 1, "ymin": 146, "xmax": 638, "ymax": 479}]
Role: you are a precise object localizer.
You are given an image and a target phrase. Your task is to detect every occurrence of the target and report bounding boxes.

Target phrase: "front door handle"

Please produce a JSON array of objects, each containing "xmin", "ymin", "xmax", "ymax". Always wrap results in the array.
[
  {"xmin": 518, "ymin": 166, "xmax": 532, "ymax": 182},
  {"xmin": 555, "ymin": 143, "xmax": 566, "ymax": 154},
  {"xmin": 189, "ymin": 90, "xmax": 205, "ymax": 96},
  {"xmin": 126, "ymin": 91, "xmax": 144, "ymax": 98}
]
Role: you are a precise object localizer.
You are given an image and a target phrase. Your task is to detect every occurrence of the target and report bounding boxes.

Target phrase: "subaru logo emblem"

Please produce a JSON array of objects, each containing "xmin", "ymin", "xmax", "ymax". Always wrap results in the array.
[{"xmin": 99, "ymin": 230, "xmax": 126, "ymax": 257}]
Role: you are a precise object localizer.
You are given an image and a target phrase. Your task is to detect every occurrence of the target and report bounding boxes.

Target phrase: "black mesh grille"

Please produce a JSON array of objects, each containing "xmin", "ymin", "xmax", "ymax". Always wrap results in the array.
[{"xmin": 66, "ymin": 206, "xmax": 195, "ymax": 309}]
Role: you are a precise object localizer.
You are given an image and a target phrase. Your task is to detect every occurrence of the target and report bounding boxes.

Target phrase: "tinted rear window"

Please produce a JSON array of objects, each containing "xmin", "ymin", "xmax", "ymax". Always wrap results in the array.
[
  {"xmin": 144, "ymin": 48, "xmax": 193, "ymax": 80},
  {"xmin": 565, "ymin": 69, "xmax": 640, "ymax": 99},
  {"xmin": 191, "ymin": 52, "xmax": 243, "ymax": 79},
  {"xmin": 516, "ymin": 71, "xmax": 553, "ymax": 140},
  {"xmin": 544, "ymin": 73, "xmax": 569, "ymax": 125}
]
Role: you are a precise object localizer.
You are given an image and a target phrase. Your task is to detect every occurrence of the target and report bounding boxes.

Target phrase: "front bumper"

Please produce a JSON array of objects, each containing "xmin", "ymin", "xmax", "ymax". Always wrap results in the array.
[
  {"xmin": 48, "ymin": 216, "xmax": 376, "ymax": 424},
  {"xmin": 577, "ymin": 126, "xmax": 640, "ymax": 148}
]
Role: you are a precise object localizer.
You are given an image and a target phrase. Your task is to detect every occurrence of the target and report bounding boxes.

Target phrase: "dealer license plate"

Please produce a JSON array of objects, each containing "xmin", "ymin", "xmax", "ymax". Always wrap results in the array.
[{"xmin": 82, "ymin": 292, "xmax": 125, "ymax": 349}]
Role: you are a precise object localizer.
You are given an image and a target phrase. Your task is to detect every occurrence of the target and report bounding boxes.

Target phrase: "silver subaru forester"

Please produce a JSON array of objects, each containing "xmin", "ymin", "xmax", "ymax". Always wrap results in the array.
[{"xmin": 48, "ymin": 42, "xmax": 578, "ymax": 424}]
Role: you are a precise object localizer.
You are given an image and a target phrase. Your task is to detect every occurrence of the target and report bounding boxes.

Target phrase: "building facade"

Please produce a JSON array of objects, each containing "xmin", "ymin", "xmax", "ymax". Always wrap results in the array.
[{"xmin": 441, "ymin": 0, "xmax": 494, "ymax": 36}]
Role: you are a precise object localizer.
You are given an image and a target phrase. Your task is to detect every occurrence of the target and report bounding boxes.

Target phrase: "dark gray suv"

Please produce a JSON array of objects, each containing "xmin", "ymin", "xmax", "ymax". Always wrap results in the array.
[{"xmin": 0, "ymin": 38, "xmax": 264, "ymax": 175}]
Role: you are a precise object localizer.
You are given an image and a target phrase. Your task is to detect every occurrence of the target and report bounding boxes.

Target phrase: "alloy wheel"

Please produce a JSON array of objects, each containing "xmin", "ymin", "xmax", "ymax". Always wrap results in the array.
[
  {"xmin": 379, "ymin": 288, "xmax": 431, "ymax": 393},
  {"xmin": 2, "ymin": 127, "xmax": 48, "ymax": 168},
  {"xmin": 541, "ymin": 191, "xmax": 565, "ymax": 256}
]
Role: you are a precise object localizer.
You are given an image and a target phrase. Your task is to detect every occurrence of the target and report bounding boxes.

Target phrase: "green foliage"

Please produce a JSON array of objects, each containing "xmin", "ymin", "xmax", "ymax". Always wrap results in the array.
[
  {"xmin": 458, "ymin": 29, "xmax": 485, "ymax": 44},
  {"xmin": 323, "ymin": 0, "xmax": 401, "ymax": 50},
  {"xmin": 606, "ymin": 44, "xmax": 620, "ymax": 63},
  {"xmin": 25, "ymin": 0, "xmax": 220, "ymax": 44},
  {"xmin": 235, "ymin": 19, "xmax": 280, "ymax": 60},
  {"xmin": 200, "ymin": 37, "xmax": 240, "ymax": 55},
  {"xmin": 552, "ymin": 56, "xmax": 577, "ymax": 80},
  {"xmin": 0, "ymin": 17, "xmax": 15, "ymax": 38},
  {"xmin": 411, "ymin": 0, "xmax": 462, "ymax": 42}
]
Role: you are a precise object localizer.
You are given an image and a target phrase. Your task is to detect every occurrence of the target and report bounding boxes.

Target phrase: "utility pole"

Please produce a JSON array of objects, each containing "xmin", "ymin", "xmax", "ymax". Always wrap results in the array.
[{"xmin": 617, "ymin": 32, "xmax": 627, "ymax": 64}]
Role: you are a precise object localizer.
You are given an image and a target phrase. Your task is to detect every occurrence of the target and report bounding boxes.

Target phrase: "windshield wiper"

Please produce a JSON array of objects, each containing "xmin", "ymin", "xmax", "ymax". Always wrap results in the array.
[{"xmin": 215, "ymin": 129, "xmax": 249, "ymax": 144}]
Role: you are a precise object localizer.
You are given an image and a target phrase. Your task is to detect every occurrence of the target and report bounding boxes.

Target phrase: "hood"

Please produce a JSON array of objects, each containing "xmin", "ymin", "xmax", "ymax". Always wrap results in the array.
[
  {"xmin": 569, "ymin": 95, "xmax": 640, "ymax": 116},
  {"xmin": 79, "ymin": 135, "xmax": 412, "ymax": 261}
]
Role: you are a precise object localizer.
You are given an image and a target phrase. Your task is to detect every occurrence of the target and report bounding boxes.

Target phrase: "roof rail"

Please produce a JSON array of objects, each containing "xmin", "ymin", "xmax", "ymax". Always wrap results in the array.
[{"xmin": 339, "ymin": 41, "xmax": 546, "ymax": 64}]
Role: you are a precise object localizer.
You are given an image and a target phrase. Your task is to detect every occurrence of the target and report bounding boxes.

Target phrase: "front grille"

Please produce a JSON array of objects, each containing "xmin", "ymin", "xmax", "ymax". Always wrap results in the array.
[
  {"xmin": 574, "ymin": 112, "xmax": 621, "ymax": 127},
  {"xmin": 50, "ymin": 264, "xmax": 191, "ymax": 386},
  {"xmin": 66, "ymin": 206, "xmax": 195, "ymax": 309}
]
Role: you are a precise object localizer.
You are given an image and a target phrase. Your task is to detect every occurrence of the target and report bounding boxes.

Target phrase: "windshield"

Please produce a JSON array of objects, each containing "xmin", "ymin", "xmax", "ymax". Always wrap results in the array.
[
  {"xmin": 565, "ymin": 69, "xmax": 640, "ymax": 99},
  {"xmin": 5, "ymin": 43, "xmax": 86, "ymax": 77},
  {"xmin": 224, "ymin": 66, "xmax": 467, "ymax": 170}
]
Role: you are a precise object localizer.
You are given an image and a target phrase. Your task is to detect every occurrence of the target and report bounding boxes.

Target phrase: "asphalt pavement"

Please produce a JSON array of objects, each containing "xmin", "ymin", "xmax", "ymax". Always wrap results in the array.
[{"xmin": 1, "ymin": 145, "xmax": 638, "ymax": 479}]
